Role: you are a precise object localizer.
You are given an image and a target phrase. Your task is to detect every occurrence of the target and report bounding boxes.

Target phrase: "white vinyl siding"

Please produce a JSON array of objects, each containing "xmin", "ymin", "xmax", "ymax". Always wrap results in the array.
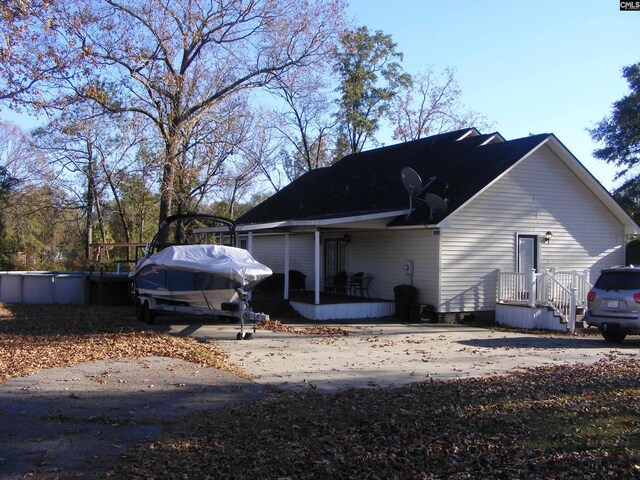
[
  {"xmin": 249, "ymin": 233, "xmax": 315, "ymax": 290},
  {"xmin": 439, "ymin": 144, "xmax": 625, "ymax": 313},
  {"xmin": 347, "ymin": 229, "xmax": 439, "ymax": 303},
  {"xmin": 246, "ymin": 229, "xmax": 440, "ymax": 304}
]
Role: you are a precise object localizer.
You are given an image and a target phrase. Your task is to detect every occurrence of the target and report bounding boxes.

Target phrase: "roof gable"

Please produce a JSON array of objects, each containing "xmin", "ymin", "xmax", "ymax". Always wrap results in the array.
[{"xmin": 237, "ymin": 130, "xmax": 553, "ymax": 227}]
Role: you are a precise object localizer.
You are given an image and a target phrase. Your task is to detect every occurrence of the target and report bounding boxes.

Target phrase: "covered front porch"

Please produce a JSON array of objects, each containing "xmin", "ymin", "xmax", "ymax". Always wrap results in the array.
[{"xmin": 238, "ymin": 212, "xmax": 428, "ymax": 321}]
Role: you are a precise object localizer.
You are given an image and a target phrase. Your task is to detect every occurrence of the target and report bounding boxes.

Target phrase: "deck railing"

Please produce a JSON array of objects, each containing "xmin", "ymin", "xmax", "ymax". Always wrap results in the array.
[
  {"xmin": 497, "ymin": 268, "xmax": 592, "ymax": 333},
  {"xmin": 89, "ymin": 242, "xmax": 148, "ymax": 273}
]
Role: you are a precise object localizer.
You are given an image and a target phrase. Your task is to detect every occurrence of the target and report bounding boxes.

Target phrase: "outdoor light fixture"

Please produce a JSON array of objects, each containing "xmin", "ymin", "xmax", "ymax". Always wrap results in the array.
[
  {"xmin": 343, "ymin": 234, "xmax": 351, "ymax": 243},
  {"xmin": 543, "ymin": 231, "xmax": 553, "ymax": 244}
]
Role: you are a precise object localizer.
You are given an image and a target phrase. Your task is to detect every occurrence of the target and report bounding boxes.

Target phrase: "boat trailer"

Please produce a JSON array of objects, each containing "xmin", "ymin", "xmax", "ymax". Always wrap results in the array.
[{"xmin": 135, "ymin": 287, "xmax": 269, "ymax": 340}]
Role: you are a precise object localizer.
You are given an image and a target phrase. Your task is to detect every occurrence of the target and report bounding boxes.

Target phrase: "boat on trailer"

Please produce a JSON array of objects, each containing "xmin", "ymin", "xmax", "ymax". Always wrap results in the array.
[{"xmin": 130, "ymin": 214, "xmax": 272, "ymax": 339}]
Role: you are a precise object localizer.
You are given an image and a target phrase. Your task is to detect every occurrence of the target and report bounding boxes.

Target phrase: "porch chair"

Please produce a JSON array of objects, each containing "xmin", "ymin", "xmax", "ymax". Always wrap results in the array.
[
  {"xmin": 334, "ymin": 271, "xmax": 349, "ymax": 295},
  {"xmin": 350, "ymin": 272, "xmax": 371, "ymax": 298},
  {"xmin": 288, "ymin": 270, "xmax": 307, "ymax": 291}
]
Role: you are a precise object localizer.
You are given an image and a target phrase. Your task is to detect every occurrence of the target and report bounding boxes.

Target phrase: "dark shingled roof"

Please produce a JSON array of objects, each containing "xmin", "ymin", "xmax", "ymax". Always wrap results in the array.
[{"xmin": 237, "ymin": 129, "xmax": 551, "ymax": 226}]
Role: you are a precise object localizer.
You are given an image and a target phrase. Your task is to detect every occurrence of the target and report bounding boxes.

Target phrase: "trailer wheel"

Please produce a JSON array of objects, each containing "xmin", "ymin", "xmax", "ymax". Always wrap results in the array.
[
  {"xmin": 141, "ymin": 300, "xmax": 156, "ymax": 325},
  {"xmin": 135, "ymin": 299, "xmax": 143, "ymax": 322}
]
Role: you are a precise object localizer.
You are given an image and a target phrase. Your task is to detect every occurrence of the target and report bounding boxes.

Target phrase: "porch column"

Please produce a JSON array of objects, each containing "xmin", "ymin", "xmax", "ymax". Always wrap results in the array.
[
  {"xmin": 284, "ymin": 233, "xmax": 290, "ymax": 300},
  {"xmin": 528, "ymin": 268, "xmax": 536, "ymax": 308},
  {"xmin": 247, "ymin": 232, "xmax": 254, "ymax": 301},
  {"xmin": 314, "ymin": 230, "xmax": 320, "ymax": 305}
]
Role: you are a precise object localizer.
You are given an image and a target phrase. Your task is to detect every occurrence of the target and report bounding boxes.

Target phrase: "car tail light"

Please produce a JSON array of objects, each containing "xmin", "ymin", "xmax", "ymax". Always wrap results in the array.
[
  {"xmin": 634, "ymin": 293, "xmax": 640, "ymax": 304},
  {"xmin": 587, "ymin": 291, "xmax": 596, "ymax": 302}
]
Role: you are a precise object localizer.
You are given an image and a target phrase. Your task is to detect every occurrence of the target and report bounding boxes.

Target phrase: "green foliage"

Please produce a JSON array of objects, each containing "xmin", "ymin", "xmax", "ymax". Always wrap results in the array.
[
  {"xmin": 610, "ymin": 179, "xmax": 640, "ymax": 265},
  {"xmin": 613, "ymin": 177, "xmax": 640, "ymax": 225},
  {"xmin": 0, "ymin": 165, "xmax": 17, "ymax": 198},
  {"xmin": 0, "ymin": 183, "xmax": 82, "ymax": 271},
  {"xmin": 590, "ymin": 62, "xmax": 640, "ymax": 178},
  {"xmin": 334, "ymin": 26, "xmax": 411, "ymax": 154},
  {"xmin": 0, "ymin": 165, "xmax": 19, "ymax": 268},
  {"xmin": 625, "ymin": 238, "xmax": 640, "ymax": 266}
]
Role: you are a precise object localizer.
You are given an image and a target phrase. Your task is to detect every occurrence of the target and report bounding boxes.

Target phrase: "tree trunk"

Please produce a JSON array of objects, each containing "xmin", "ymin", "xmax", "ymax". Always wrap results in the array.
[
  {"xmin": 85, "ymin": 143, "xmax": 95, "ymax": 260},
  {"xmin": 158, "ymin": 121, "xmax": 180, "ymax": 226}
]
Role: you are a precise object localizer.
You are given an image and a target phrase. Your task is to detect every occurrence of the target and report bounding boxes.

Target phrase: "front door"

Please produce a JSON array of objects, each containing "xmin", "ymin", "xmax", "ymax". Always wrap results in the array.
[
  {"xmin": 517, "ymin": 234, "xmax": 538, "ymax": 273},
  {"xmin": 325, "ymin": 238, "xmax": 348, "ymax": 291}
]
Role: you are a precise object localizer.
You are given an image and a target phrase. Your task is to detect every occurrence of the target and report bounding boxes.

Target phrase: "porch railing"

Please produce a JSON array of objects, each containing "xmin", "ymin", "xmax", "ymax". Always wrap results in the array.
[{"xmin": 497, "ymin": 268, "xmax": 592, "ymax": 333}]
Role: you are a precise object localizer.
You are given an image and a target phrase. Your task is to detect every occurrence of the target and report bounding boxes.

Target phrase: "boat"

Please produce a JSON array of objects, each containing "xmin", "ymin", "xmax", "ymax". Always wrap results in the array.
[{"xmin": 130, "ymin": 214, "xmax": 272, "ymax": 338}]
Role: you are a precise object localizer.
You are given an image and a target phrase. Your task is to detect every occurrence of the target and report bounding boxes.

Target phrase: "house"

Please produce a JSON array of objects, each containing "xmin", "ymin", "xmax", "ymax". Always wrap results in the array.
[{"xmin": 236, "ymin": 128, "xmax": 639, "ymax": 327}]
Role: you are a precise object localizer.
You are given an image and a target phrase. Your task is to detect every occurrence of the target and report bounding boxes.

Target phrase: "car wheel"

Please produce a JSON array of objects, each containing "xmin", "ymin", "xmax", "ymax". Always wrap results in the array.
[{"xmin": 602, "ymin": 330, "xmax": 626, "ymax": 344}]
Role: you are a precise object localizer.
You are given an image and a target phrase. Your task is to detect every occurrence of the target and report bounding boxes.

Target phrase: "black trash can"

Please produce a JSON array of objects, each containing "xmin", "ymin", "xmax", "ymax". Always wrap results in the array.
[{"xmin": 394, "ymin": 284, "xmax": 417, "ymax": 321}]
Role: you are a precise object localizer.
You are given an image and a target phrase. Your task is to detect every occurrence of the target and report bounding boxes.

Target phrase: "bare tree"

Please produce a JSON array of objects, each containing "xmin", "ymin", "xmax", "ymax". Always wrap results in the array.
[
  {"xmin": 38, "ymin": 0, "xmax": 346, "ymax": 226},
  {"xmin": 174, "ymin": 96, "xmax": 252, "ymax": 215},
  {"xmin": 0, "ymin": 1, "xmax": 75, "ymax": 107},
  {"xmin": 240, "ymin": 110, "xmax": 288, "ymax": 193},
  {"xmin": 0, "ymin": 121, "xmax": 81, "ymax": 270},
  {"xmin": 31, "ymin": 107, "xmax": 147, "ymax": 257},
  {"xmin": 390, "ymin": 68, "xmax": 490, "ymax": 142},
  {"xmin": 0, "ymin": 121, "xmax": 50, "ymax": 183},
  {"xmin": 268, "ymin": 69, "xmax": 337, "ymax": 180}
]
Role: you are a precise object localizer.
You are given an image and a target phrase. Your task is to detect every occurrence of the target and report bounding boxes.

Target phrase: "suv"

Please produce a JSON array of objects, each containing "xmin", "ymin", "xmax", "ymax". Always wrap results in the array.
[{"xmin": 585, "ymin": 266, "xmax": 640, "ymax": 343}]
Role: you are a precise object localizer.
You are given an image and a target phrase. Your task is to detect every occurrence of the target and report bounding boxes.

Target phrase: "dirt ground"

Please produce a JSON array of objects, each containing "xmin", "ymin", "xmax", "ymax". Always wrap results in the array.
[{"xmin": 1, "ymin": 318, "xmax": 638, "ymax": 479}]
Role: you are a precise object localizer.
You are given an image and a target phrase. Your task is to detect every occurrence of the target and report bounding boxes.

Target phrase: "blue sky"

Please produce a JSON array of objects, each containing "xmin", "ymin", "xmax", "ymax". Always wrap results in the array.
[{"xmin": 347, "ymin": 0, "xmax": 639, "ymax": 190}]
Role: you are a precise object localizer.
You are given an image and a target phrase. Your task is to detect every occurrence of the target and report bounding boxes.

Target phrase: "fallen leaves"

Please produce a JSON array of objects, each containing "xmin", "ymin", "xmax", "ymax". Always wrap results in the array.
[
  {"xmin": 115, "ymin": 358, "xmax": 640, "ymax": 479},
  {"xmin": 2, "ymin": 302, "xmax": 639, "ymax": 478},
  {"xmin": 258, "ymin": 318, "xmax": 350, "ymax": 336},
  {"xmin": 0, "ymin": 303, "xmax": 236, "ymax": 384}
]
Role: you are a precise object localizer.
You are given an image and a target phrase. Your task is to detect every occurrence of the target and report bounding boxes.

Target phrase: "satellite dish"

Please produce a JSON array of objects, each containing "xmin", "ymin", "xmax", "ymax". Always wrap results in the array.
[
  {"xmin": 401, "ymin": 167, "xmax": 423, "ymax": 195},
  {"xmin": 400, "ymin": 167, "xmax": 447, "ymax": 220},
  {"xmin": 425, "ymin": 193, "xmax": 449, "ymax": 217}
]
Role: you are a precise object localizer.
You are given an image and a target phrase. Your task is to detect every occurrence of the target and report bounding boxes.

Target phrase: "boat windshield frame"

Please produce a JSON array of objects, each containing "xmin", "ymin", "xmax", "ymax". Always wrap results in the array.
[{"xmin": 147, "ymin": 214, "xmax": 237, "ymax": 255}]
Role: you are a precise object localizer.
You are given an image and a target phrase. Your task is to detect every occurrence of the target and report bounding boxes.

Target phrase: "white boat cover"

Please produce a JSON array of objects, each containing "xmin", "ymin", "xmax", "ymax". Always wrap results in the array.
[{"xmin": 131, "ymin": 245, "xmax": 272, "ymax": 286}]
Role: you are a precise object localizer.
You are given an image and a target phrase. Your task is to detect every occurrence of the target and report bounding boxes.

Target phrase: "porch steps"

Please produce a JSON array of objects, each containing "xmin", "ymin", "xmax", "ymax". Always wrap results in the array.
[
  {"xmin": 497, "ymin": 302, "xmax": 594, "ymax": 333},
  {"xmin": 573, "ymin": 314, "xmax": 597, "ymax": 334}
]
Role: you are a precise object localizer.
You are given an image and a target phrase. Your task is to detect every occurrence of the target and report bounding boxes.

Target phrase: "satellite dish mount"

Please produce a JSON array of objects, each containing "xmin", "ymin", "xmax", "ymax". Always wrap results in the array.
[{"xmin": 400, "ymin": 167, "xmax": 448, "ymax": 221}]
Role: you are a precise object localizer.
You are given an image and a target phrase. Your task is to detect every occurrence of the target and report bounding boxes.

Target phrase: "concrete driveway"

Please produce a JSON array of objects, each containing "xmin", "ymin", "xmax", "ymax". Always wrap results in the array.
[
  {"xmin": 164, "ymin": 320, "xmax": 640, "ymax": 393},
  {"xmin": 3, "ymin": 318, "xmax": 638, "ymax": 478}
]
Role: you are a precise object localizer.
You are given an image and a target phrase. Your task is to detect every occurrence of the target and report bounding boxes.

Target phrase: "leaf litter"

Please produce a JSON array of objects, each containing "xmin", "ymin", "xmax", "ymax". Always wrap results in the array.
[
  {"xmin": 1, "ymin": 303, "xmax": 639, "ymax": 478},
  {"xmin": 114, "ymin": 361, "xmax": 640, "ymax": 479},
  {"xmin": 0, "ymin": 303, "xmax": 237, "ymax": 384}
]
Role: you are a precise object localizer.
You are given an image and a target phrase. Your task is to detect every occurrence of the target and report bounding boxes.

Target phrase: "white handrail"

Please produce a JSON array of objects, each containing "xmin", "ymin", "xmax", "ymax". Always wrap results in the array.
[
  {"xmin": 497, "ymin": 268, "xmax": 589, "ymax": 332},
  {"xmin": 540, "ymin": 271, "xmax": 576, "ymax": 333},
  {"xmin": 548, "ymin": 269, "xmax": 592, "ymax": 308}
]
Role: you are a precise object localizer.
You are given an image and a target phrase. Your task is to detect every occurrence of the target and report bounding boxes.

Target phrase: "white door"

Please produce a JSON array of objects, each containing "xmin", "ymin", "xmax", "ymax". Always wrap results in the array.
[{"xmin": 517, "ymin": 234, "xmax": 538, "ymax": 273}]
